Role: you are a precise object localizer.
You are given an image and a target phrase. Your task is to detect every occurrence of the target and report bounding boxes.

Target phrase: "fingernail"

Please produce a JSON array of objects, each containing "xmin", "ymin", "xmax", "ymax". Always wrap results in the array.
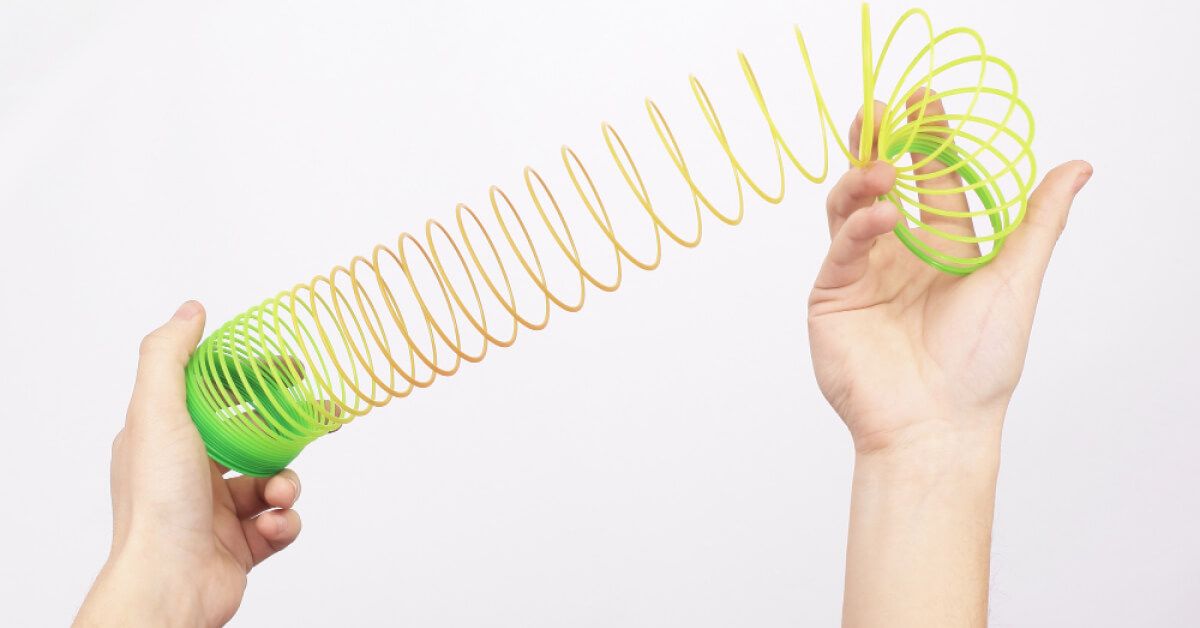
[
  {"xmin": 1073, "ymin": 164, "xmax": 1093, "ymax": 193},
  {"xmin": 172, "ymin": 300, "xmax": 201, "ymax": 321},
  {"xmin": 275, "ymin": 512, "xmax": 288, "ymax": 535},
  {"xmin": 290, "ymin": 477, "xmax": 301, "ymax": 501}
]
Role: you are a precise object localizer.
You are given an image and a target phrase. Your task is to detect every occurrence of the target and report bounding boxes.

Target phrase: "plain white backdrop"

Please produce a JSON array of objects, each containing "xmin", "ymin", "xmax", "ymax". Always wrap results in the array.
[{"xmin": 1, "ymin": 0, "xmax": 1197, "ymax": 625}]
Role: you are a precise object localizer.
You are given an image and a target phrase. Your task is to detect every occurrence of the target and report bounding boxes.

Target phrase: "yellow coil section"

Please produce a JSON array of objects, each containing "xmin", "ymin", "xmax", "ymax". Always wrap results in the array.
[{"xmin": 184, "ymin": 4, "xmax": 1036, "ymax": 476}]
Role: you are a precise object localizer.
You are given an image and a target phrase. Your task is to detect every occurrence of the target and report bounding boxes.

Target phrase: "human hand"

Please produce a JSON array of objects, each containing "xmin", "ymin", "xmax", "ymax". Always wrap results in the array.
[
  {"xmin": 808, "ymin": 94, "xmax": 1092, "ymax": 454},
  {"xmin": 815, "ymin": 93, "xmax": 1092, "ymax": 627},
  {"xmin": 76, "ymin": 301, "xmax": 303, "ymax": 627}
]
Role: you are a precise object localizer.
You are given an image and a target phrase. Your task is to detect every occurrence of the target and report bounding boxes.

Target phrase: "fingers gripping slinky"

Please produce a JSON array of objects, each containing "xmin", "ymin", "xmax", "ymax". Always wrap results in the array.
[{"xmin": 184, "ymin": 4, "xmax": 1037, "ymax": 476}]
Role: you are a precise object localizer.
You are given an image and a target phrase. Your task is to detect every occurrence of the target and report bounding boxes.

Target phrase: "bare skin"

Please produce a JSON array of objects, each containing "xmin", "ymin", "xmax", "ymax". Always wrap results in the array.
[
  {"xmin": 811, "ymin": 94, "xmax": 1091, "ymax": 627},
  {"xmin": 75, "ymin": 301, "xmax": 303, "ymax": 627}
]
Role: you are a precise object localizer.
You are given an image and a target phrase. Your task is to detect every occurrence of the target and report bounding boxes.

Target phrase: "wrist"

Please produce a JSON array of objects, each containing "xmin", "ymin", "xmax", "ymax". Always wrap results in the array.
[
  {"xmin": 76, "ymin": 547, "xmax": 207, "ymax": 628},
  {"xmin": 847, "ymin": 400, "xmax": 1006, "ymax": 454},
  {"xmin": 852, "ymin": 417, "xmax": 1003, "ymax": 481}
]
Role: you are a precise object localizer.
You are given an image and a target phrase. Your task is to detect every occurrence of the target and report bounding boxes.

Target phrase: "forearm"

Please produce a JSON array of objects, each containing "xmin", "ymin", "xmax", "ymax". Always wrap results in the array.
[{"xmin": 841, "ymin": 421, "xmax": 1003, "ymax": 628}]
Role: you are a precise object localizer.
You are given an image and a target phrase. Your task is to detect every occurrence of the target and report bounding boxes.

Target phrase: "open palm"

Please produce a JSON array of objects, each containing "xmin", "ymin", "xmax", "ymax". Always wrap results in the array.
[{"xmin": 808, "ymin": 100, "xmax": 1092, "ymax": 452}]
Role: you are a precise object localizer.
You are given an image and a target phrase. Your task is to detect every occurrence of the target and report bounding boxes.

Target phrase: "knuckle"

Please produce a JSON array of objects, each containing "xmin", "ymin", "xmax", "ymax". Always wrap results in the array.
[
  {"xmin": 825, "ymin": 188, "xmax": 839, "ymax": 214},
  {"xmin": 138, "ymin": 331, "xmax": 169, "ymax": 357},
  {"xmin": 138, "ymin": 330, "xmax": 188, "ymax": 363}
]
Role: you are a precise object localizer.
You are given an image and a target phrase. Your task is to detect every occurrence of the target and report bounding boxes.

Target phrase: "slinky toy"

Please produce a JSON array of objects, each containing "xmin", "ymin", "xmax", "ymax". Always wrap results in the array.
[{"xmin": 185, "ymin": 4, "xmax": 1036, "ymax": 476}]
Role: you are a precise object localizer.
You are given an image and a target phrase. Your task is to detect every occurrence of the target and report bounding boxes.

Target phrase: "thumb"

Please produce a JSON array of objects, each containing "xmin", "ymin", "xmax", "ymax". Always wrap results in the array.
[
  {"xmin": 126, "ymin": 300, "xmax": 207, "ymax": 430},
  {"xmin": 990, "ymin": 160, "xmax": 1092, "ymax": 287}
]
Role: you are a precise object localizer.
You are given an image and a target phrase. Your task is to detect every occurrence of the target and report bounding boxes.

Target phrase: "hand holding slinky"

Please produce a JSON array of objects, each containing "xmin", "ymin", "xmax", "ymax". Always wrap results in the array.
[
  {"xmin": 809, "ymin": 92, "xmax": 1091, "ymax": 452},
  {"xmin": 76, "ymin": 301, "xmax": 304, "ymax": 627}
]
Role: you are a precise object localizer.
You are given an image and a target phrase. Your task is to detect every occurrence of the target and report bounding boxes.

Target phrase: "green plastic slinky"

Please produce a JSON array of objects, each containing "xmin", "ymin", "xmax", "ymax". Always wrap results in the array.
[{"xmin": 185, "ymin": 4, "xmax": 1035, "ymax": 476}]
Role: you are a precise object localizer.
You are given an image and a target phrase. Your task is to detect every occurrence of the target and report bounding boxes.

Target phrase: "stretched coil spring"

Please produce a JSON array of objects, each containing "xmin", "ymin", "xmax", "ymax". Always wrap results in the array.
[{"xmin": 184, "ymin": 4, "xmax": 1036, "ymax": 476}]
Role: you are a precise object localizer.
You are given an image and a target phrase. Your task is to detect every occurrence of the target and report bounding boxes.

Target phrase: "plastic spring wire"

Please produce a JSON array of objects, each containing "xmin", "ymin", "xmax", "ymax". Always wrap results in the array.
[{"xmin": 184, "ymin": 4, "xmax": 1036, "ymax": 476}]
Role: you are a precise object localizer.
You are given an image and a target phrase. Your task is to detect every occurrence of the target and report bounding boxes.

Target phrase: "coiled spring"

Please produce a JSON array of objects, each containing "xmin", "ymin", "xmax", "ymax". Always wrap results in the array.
[{"xmin": 184, "ymin": 4, "xmax": 1036, "ymax": 476}]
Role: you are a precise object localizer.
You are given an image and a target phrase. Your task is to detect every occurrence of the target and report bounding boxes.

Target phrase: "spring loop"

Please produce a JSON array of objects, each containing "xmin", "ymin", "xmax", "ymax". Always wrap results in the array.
[{"xmin": 184, "ymin": 4, "xmax": 1036, "ymax": 476}]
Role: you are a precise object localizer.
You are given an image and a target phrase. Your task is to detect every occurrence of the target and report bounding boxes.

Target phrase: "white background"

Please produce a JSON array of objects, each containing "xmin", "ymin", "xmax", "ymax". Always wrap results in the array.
[{"xmin": 1, "ymin": 0, "xmax": 1197, "ymax": 625}]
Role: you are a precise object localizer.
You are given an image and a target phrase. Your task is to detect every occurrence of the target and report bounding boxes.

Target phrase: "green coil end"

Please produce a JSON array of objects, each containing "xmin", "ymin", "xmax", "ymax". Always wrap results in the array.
[{"xmin": 184, "ymin": 313, "xmax": 336, "ymax": 477}]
